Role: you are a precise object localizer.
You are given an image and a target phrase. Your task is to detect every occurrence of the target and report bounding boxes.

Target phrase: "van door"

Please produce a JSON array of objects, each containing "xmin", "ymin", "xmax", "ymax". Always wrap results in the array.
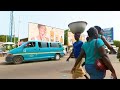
[
  {"xmin": 49, "ymin": 43, "xmax": 63, "ymax": 58},
  {"xmin": 37, "ymin": 42, "xmax": 50, "ymax": 60},
  {"xmin": 22, "ymin": 42, "xmax": 38, "ymax": 60}
]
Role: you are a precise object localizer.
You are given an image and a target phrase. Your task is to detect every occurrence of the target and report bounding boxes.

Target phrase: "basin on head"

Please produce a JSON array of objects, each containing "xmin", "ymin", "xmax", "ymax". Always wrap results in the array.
[{"xmin": 68, "ymin": 21, "xmax": 87, "ymax": 34}]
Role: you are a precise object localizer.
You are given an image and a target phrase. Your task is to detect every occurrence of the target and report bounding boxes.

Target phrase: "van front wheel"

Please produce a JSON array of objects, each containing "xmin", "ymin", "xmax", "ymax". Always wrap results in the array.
[
  {"xmin": 55, "ymin": 54, "xmax": 60, "ymax": 60},
  {"xmin": 13, "ymin": 56, "xmax": 23, "ymax": 64}
]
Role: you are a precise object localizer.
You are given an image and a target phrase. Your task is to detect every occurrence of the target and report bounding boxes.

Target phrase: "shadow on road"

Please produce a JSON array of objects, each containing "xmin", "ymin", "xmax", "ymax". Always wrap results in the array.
[
  {"xmin": 0, "ymin": 62, "xmax": 13, "ymax": 65},
  {"xmin": 0, "ymin": 59, "xmax": 60, "ymax": 65}
]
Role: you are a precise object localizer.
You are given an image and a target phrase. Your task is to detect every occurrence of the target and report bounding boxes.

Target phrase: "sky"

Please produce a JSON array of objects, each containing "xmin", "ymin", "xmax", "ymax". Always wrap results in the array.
[{"xmin": 0, "ymin": 11, "xmax": 120, "ymax": 40}]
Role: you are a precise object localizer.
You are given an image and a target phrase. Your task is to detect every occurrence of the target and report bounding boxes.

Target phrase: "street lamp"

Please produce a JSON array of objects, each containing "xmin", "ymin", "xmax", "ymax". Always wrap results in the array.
[{"xmin": 68, "ymin": 21, "xmax": 87, "ymax": 34}]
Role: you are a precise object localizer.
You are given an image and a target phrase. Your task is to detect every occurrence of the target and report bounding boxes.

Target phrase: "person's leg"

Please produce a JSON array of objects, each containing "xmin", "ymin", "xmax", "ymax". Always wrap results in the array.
[
  {"xmin": 75, "ymin": 58, "xmax": 80, "ymax": 68},
  {"xmin": 75, "ymin": 59, "xmax": 89, "ymax": 79},
  {"xmin": 84, "ymin": 74, "xmax": 89, "ymax": 79}
]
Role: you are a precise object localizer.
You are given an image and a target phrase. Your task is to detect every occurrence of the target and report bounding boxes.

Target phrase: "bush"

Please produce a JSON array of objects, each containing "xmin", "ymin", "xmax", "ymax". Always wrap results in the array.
[{"xmin": 113, "ymin": 40, "xmax": 120, "ymax": 47}]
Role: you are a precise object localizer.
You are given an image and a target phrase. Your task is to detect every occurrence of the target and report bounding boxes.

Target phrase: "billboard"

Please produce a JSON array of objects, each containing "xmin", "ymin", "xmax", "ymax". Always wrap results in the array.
[
  {"xmin": 67, "ymin": 31, "xmax": 87, "ymax": 46},
  {"xmin": 28, "ymin": 22, "xmax": 64, "ymax": 44},
  {"xmin": 103, "ymin": 27, "xmax": 114, "ymax": 43}
]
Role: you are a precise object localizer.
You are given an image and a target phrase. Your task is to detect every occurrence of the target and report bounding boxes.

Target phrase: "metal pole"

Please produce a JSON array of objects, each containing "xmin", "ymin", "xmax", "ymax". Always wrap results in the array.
[
  {"xmin": 18, "ymin": 16, "xmax": 21, "ymax": 46},
  {"xmin": 10, "ymin": 11, "xmax": 13, "ymax": 42},
  {"xmin": 13, "ymin": 17, "xmax": 15, "ymax": 43}
]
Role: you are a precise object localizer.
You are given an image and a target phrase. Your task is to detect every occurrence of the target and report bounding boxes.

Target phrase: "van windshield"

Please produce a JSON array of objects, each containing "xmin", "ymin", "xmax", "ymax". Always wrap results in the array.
[{"xmin": 19, "ymin": 42, "xmax": 28, "ymax": 47}]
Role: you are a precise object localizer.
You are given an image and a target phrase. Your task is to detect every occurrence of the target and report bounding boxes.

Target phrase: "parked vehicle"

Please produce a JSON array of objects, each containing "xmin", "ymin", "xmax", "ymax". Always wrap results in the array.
[
  {"xmin": 63, "ymin": 45, "xmax": 68, "ymax": 55},
  {"xmin": 2, "ymin": 42, "xmax": 16, "ymax": 50},
  {"xmin": 117, "ymin": 47, "xmax": 120, "ymax": 62},
  {"xmin": 5, "ymin": 41, "xmax": 64, "ymax": 64},
  {"xmin": 105, "ymin": 47, "xmax": 109, "ymax": 53},
  {"xmin": 109, "ymin": 45, "xmax": 117, "ymax": 54}
]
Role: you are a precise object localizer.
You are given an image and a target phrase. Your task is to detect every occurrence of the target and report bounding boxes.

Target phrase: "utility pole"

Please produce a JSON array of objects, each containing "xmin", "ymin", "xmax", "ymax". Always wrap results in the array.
[
  {"xmin": 17, "ymin": 16, "xmax": 21, "ymax": 46},
  {"xmin": 13, "ymin": 18, "xmax": 15, "ymax": 43},
  {"xmin": 10, "ymin": 11, "xmax": 14, "ymax": 42}
]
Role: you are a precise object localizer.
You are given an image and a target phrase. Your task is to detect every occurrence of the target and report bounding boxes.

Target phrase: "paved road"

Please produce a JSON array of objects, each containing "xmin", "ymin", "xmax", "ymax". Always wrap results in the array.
[{"xmin": 0, "ymin": 54, "xmax": 119, "ymax": 79}]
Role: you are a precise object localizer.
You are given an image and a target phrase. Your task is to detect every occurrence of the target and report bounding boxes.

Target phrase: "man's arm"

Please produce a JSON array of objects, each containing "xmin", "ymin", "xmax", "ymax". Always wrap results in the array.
[{"xmin": 66, "ymin": 49, "xmax": 73, "ymax": 61}]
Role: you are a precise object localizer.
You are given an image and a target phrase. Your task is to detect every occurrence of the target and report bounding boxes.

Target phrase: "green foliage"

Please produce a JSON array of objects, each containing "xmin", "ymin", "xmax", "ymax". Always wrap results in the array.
[
  {"xmin": 64, "ymin": 29, "xmax": 69, "ymax": 45},
  {"xmin": 0, "ymin": 35, "xmax": 18, "ymax": 43},
  {"xmin": 0, "ymin": 35, "xmax": 6, "ymax": 42},
  {"xmin": 113, "ymin": 40, "xmax": 120, "ymax": 47}
]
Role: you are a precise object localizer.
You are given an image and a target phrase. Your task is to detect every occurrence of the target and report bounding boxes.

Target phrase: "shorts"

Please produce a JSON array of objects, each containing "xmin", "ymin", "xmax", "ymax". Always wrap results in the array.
[{"xmin": 85, "ymin": 64, "xmax": 106, "ymax": 79}]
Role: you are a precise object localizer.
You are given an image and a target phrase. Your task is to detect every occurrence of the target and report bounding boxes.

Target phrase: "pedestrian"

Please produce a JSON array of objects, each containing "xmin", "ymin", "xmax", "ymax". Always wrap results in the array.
[
  {"xmin": 94, "ymin": 26, "xmax": 116, "ymax": 54},
  {"xmin": 71, "ymin": 27, "xmax": 117, "ymax": 79},
  {"xmin": 66, "ymin": 32, "xmax": 88, "ymax": 79},
  {"xmin": 66, "ymin": 32, "xmax": 84, "ymax": 65}
]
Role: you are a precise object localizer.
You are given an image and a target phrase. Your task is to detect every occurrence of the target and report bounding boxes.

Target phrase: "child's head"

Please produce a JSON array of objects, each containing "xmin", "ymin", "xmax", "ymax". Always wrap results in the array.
[
  {"xmin": 94, "ymin": 26, "xmax": 104, "ymax": 35},
  {"xmin": 86, "ymin": 37, "xmax": 89, "ymax": 42},
  {"xmin": 74, "ymin": 32, "xmax": 81, "ymax": 41}
]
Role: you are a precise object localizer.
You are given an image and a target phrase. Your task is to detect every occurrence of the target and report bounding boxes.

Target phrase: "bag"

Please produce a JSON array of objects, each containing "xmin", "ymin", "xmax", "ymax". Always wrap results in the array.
[
  {"xmin": 94, "ymin": 39, "xmax": 109, "ymax": 71},
  {"xmin": 72, "ymin": 66, "xmax": 86, "ymax": 79},
  {"xmin": 95, "ymin": 58, "xmax": 108, "ymax": 71}
]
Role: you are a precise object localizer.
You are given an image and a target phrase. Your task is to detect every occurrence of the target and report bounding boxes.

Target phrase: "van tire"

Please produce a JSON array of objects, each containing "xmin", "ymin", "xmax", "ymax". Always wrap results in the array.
[
  {"xmin": 55, "ymin": 54, "xmax": 60, "ymax": 60},
  {"xmin": 13, "ymin": 56, "xmax": 23, "ymax": 64}
]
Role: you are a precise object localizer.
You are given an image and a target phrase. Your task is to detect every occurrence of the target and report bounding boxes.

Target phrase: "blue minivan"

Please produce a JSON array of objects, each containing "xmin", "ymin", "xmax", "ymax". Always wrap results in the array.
[{"xmin": 5, "ymin": 41, "xmax": 64, "ymax": 64}]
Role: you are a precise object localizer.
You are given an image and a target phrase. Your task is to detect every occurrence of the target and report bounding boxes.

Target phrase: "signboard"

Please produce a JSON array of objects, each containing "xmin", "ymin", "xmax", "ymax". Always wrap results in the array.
[
  {"xmin": 103, "ymin": 27, "xmax": 114, "ymax": 43},
  {"xmin": 28, "ymin": 22, "xmax": 64, "ymax": 44}
]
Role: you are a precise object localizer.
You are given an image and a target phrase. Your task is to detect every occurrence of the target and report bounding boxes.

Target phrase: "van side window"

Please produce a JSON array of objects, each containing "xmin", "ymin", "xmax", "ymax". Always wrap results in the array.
[
  {"xmin": 58, "ymin": 43, "xmax": 62, "ymax": 48},
  {"xmin": 41, "ymin": 42, "xmax": 48, "ymax": 48},
  {"xmin": 38, "ymin": 42, "xmax": 41, "ymax": 48},
  {"xmin": 26, "ymin": 42, "xmax": 36, "ymax": 48},
  {"xmin": 50, "ymin": 43, "xmax": 60, "ymax": 48}
]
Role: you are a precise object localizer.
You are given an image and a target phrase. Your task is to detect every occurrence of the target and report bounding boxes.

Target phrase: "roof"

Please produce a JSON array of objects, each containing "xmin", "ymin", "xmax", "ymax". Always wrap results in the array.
[{"xmin": 3, "ymin": 42, "xmax": 15, "ymax": 45}]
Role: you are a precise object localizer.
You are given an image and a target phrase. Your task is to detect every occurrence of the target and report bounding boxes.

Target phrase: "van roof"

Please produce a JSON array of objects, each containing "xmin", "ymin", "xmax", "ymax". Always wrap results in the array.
[{"xmin": 28, "ymin": 40, "xmax": 61, "ymax": 43}]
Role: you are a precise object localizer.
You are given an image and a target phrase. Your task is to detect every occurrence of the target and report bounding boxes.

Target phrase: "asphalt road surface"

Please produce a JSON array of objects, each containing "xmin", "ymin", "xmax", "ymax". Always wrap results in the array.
[{"xmin": 0, "ymin": 54, "xmax": 119, "ymax": 79}]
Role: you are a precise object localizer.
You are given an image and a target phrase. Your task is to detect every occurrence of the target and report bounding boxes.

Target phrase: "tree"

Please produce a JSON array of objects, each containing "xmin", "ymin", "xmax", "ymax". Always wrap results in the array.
[
  {"xmin": 0, "ymin": 35, "xmax": 18, "ymax": 43},
  {"xmin": 64, "ymin": 29, "xmax": 69, "ymax": 45},
  {"xmin": 0, "ymin": 35, "xmax": 6, "ymax": 42}
]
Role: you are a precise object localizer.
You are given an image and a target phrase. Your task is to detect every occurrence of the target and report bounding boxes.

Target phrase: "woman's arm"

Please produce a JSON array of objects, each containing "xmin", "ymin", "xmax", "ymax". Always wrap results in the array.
[
  {"xmin": 98, "ymin": 45, "xmax": 117, "ymax": 79},
  {"xmin": 101, "ymin": 36, "xmax": 116, "ymax": 53},
  {"xmin": 98, "ymin": 46, "xmax": 115, "ymax": 73}
]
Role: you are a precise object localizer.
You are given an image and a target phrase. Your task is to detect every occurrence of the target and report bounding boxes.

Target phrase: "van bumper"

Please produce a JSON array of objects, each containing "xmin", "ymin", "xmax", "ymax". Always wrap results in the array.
[{"xmin": 60, "ymin": 53, "xmax": 64, "ymax": 57}]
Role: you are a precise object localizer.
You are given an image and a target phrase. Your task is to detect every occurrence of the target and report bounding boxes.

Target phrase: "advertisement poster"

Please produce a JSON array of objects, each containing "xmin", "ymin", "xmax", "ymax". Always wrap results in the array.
[
  {"xmin": 68, "ymin": 32, "xmax": 75, "ymax": 46},
  {"xmin": 67, "ymin": 31, "xmax": 87, "ymax": 46},
  {"xmin": 56, "ymin": 28, "xmax": 64, "ymax": 44},
  {"xmin": 28, "ymin": 22, "xmax": 64, "ymax": 44},
  {"xmin": 103, "ymin": 27, "xmax": 114, "ymax": 43}
]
